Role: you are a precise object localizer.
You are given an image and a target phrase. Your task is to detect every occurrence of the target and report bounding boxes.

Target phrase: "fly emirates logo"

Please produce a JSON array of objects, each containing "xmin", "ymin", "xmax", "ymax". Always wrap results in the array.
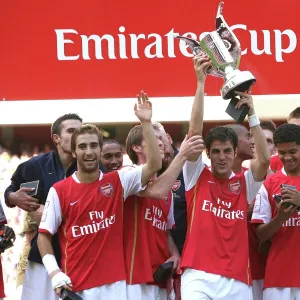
[
  {"xmin": 283, "ymin": 213, "xmax": 300, "ymax": 227},
  {"xmin": 202, "ymin": 198, "xmax": 245, "ymax": 220},
  {"xmin": 145, "ymin": 206, "xmax": 167, "ymax": 231},
  {"xmin": 55, "ymin": 25, "xmax": 297, "ymax": 62},
  {"xmin": 71, "ymin": 210, "xmax": 115, "ymax": 238}
]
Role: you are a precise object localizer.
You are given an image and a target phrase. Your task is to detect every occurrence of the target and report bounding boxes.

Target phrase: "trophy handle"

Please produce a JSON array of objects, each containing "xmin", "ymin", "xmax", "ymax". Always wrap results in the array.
[
  {"xmin": 175, "ymin": 35, "xmax": 224, "ymax": 78},
  {"xmin": 216, "ymin": 2, "xmax": 241, "ymax": 69},
  {"xmin": 175, "ymin": 35, "xmax": 204, "ymax": 56}
]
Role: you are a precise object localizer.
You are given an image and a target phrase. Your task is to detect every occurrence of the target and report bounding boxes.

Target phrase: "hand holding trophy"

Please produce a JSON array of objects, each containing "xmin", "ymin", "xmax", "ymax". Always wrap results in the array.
[{"xmin": 176, "ymin": 2, "xmax": 256, "ymax": 122}]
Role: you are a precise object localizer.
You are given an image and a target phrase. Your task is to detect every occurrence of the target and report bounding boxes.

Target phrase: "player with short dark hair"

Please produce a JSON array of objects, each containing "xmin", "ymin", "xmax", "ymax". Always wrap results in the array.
[
  {"xmin": 5, "ymin": 113, "xmax": 83, "ymax": 300},
  {"xmin": 100, "ymin": 139, "xmax": 124, "ymax": 173},
  {"xmin": 252, "ymin": 123, "xmax": 300, "ymax": 300},
  {"xmin": 179, "ymin": 54, "xmax": 270, "ymax": 300},
  {"xmin": 270, "ymin": 107, "xmax": 300, "ymax": 172}
]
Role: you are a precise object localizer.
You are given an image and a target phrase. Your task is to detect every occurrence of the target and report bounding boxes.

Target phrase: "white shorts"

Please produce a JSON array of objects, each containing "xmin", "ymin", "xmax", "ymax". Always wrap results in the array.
[
  {"xmin": 21, "ymin": 261, "xmax": 58, "ymax": 300},
  {"xmin": 77, "ymin": 280, "xmax": 127, "ymax": 300},
  {"xmin": 253, "ymin": 279, "xmax": 264, "ymax": 300},
  {"xmin": 127, "ymin": 284, "xmax": 167, "ymax": 300},
  {"xmin": 263, "ymin": 287, "xmax": 300, "ymax": 300},
  {"xmin": 181, "ymin": 268, "xmax": 253, "ymax": 300}
]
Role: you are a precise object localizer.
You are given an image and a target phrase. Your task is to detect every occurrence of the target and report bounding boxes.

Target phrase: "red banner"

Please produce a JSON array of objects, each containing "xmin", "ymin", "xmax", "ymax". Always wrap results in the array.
[{"xmin": 0, "ymin": 0, "xmax": 299, "ymax": 101}]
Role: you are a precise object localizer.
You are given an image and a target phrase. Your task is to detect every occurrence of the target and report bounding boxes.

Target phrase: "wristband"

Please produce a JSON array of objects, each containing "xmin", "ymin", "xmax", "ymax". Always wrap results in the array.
[
  {"xmin": 51, "ymin": 271, "xmax": 72, "ymax": 289},
  {"xmin": 42, "ymin": 254, "xmax": 59, "ymax": 275},
  {"xmin": 248, "ymin": 114, "xmax": 260, "ymax": 128}
]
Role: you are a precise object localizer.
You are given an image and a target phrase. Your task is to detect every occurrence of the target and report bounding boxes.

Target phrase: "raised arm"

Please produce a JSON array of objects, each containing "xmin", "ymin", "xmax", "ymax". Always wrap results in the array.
[
  {"xmin": 188, "ymin": 54, "xmax": 211, "ymax": 138},
  {"xmin": 140, "ymin": 135, "xmax": 205, "ymax": 199},
  {"xmin": 235, "ymin": 91, "xmax": 270, "ymax": 181},
  {"xmin": 135, "ymin": 91, "xmax": 162, "ymax": 186}
]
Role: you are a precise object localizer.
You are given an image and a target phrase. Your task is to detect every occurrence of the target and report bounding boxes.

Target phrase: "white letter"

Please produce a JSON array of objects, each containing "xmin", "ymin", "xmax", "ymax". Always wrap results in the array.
[
  {"xmin": 89, "ymin": 211, "xmax": 95, "ymax": 220},
  {"xmin": 164, "ymin": 28, "xmax": 177, "ymax": 58},
  {"xmin": 130, "ymin": 33, "xmax": 146, "ymax": 58},
  {"xmin": 144, "ymin": 208, "xmax": 152, "ymax": 220},
  {"xmin": 230, "ymin": 24, "xmax": 247, "ymax": 55},
  {"xmin": 71, "ymin": 226, "xmax": 81, "ymax": 238},
  {"xmin": 118, "ymin": 26, "xmax": 128, "ymax": 59},
  {"xmin": 250, "ymin": 30, "xmax": 272, "ymax": 55},
  {"xmin": 274, "ymin": 29, "xmax": 297, "ymax": 62},
  {"xmin": 81, "ymin": 34, "xmax": 116, "ymax": 60},
  {"xmin": 179, "ymin": 32, "xmax": 197, "ymax": 57},
  {"xmin": 55, "ymin": 29, "xmax": 80, "ymax": 61},
  {"xmin": 202, "ymin": 200, "xmax": 210, "ymax": 211},
  {"xmin": 80, "ymin": 224, "xmax": 94, "ymax": 236},
  {"xmin": 144, "ymin": 33, "xmax": 163, "ymax": 58}
]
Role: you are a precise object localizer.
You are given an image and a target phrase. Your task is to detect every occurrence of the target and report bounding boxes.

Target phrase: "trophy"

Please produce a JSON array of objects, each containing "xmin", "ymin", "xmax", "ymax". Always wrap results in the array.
[{"xmin": 176, "ymin": 2, "xmax": 256, "ymax": 122}]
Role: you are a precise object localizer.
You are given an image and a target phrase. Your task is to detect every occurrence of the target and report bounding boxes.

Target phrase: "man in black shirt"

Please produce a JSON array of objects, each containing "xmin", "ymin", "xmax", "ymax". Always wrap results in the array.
[{"xmin": 5, "ymin": 113, "xmax": 82, "ymax": 300}]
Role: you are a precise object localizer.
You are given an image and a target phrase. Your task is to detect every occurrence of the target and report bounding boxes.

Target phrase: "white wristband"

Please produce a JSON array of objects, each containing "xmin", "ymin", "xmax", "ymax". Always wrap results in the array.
[
  {"xmin": 42, "ymin": 254, "xmax": 60, "ymax": 275},
  {"xmin": 248, "ymin": 114, "xmax": 260, "ymax": 128},
  {"xmin": 51, "ymin": 271, "xmax": 72, "ymax": 289}
]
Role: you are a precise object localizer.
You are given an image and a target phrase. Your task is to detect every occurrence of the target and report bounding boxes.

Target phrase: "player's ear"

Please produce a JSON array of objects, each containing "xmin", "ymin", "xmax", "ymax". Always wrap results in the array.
[
  {"xmin": 234, "ymin": 149, "xmax": 237, "ymax": 158},
  {"xmin": 132, "ymin": 145, "xmax": 141, "ymax": 153},
  {"xmin": 52, "ymin": 134, "xmax": 60, "ymax": 146},
  {"xmin": 72, "ymin": 151, "xmax": 77, "ymax": 159},
  {"xmin": 206, "ymin": 149, "xmax": 210, "ymax": 159}
]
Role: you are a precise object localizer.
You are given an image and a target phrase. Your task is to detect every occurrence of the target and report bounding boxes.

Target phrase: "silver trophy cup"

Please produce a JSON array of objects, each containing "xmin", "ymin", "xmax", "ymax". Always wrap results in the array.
[{"xmin": 176, "ymin": 2, "xmax": 256, "ymax": 121}]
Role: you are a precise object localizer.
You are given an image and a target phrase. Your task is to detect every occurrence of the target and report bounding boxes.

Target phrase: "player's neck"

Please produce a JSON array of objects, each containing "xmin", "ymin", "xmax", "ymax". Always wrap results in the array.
[
  {"xmin": 285, "ymin": 167, "xmax": 300, "ymax": 177},
  {"xmin": 232, "ymin": 157, "xmax": 244, "ymax": 174},
  {"xmin": 136, "ymin": 155, "xmax": 146, "ymax": 166},
  {"xmin": 211, "ymin": 168, "xmax": 232, "ymax": 180},
  {"xmin": 57, "ymin": 148, "xmax": 75, "ymax": 172},
  {"xmin": 76, "ymin": 169, "xmax": 100, "ymax": 183}
]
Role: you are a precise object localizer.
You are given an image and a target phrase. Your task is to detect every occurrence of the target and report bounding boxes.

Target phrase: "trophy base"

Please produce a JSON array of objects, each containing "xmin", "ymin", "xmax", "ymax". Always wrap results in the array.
[
  {"xmin": 221, "ymin": 70, "xmax": 256, "ymax": 100},
  {"xmin": 225, "ymin": 97, "xmax": 250, "ymax": 123}
]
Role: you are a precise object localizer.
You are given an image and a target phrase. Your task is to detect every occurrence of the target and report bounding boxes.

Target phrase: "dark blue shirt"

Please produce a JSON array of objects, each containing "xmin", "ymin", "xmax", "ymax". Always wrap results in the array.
[{"xmin": 5, "ymin": 150, "xmax": 77, "ymax": 265}]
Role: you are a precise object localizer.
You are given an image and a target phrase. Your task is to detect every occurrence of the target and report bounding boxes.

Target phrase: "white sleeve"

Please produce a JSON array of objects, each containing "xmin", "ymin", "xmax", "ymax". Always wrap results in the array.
[
  {"xmin": 39, "ymin": 187, "xmax": 62, "ymax": 235},
  {"xmin": 244, "ymin": 168, "xmax": 264, "ymax": 204},
  {"xmin": 167, "ymin": 193, "xmax": 175, "ymax": 230},
  {"xmin": 183, "ymin": 155, "xmax": 205, "ymax": 191},
  {"xmin": 251, "ymin": 184, "xmax": 272, "ymax": 224},
  {"xmin": 118, "ymin": 165, "xmax": 145, "ymax": 200}
]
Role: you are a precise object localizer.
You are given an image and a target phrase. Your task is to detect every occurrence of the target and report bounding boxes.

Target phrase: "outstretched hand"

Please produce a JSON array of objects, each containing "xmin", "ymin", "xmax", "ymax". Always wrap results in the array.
[{"xmin": 134, "ymin": 91, "xmax": 152, "ymax": 123}]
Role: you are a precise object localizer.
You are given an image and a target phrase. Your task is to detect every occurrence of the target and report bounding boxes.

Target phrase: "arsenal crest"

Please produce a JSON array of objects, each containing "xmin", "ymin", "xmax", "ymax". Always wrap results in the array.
[
  {"xmin": 228, "ymin": 180, "xmax": 241, "ymax": 194},
  {"xmin": 172, "ymin": 180, "xmax": 181, "ymax": 192},
  {"xmin": 100, "ymin": 183, "xmax": 114, "ymax": 197}
]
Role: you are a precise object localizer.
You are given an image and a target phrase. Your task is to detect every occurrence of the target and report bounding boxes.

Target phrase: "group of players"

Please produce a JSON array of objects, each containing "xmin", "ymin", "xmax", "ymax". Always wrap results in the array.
[{"xmin": 0, "ymin": 54, "xmax": 300, "ymax": 300}]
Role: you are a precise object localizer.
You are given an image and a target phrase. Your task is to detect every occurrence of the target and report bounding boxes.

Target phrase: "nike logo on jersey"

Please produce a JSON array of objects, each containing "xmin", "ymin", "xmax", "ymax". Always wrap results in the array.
[
  {"xmin": 48, "ymin": 172, "xmax": 54, "ymax": 175},
  {"xmin": 70, "ymin": 200, "xmax": 80, "ymax": 206},
  {"xmin": 208, "ymin": 181, "xmax": 216, "ymax": 184}
]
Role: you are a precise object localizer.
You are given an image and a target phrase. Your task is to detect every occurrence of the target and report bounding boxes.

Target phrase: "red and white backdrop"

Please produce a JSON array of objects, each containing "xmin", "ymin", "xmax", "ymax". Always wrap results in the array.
[{"xmin": 0, "ymin": 0, "xmax": 299, "ymax": 123}]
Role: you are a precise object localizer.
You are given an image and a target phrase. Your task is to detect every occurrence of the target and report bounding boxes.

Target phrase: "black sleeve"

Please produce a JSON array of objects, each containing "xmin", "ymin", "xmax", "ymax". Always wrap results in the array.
[
  {"xmin": 4, "ymin": 162, "xmax": 27, "ymax": 207},
  {"xmin": 4, "ymin": 160, "xmax": 41, "ymax": 207}
]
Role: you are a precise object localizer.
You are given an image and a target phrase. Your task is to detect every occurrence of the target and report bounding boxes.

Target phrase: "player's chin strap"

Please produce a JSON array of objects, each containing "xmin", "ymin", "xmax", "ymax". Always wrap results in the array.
[
  {"xmin": 51, "ymin": 272, "xmax": 72, "ymax": 289},
  {"xmin": 42, "ymin": 254, "xmax": 72, "ymax": 289}
]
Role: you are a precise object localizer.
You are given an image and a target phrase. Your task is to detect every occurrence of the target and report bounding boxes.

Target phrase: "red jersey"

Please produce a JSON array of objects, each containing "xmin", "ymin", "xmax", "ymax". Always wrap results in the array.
[
  {"xmin": 251, "ymin": 169, "xmax": 300, "ymax": 288},
  {"xmin": 124, "ymin": 191, "xmax": 174, "ymax": 285},
  {"xmin": 248, "ymin": 222, "xmax": 267, "ymax": 280},
  {"xmin": 39, "ymin": 167, "xmax": 145, "ymax": 292},
  {"xmin": 180, "ymin": 156, "xmax": 263, "ymax": 285},
  {"xmin": 270, "ymin": 154, "xmax": 283, "ymax": 172},
  {"xmin": 236, "ymin": 167, "xmax": 267, "ymax": 281}
]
